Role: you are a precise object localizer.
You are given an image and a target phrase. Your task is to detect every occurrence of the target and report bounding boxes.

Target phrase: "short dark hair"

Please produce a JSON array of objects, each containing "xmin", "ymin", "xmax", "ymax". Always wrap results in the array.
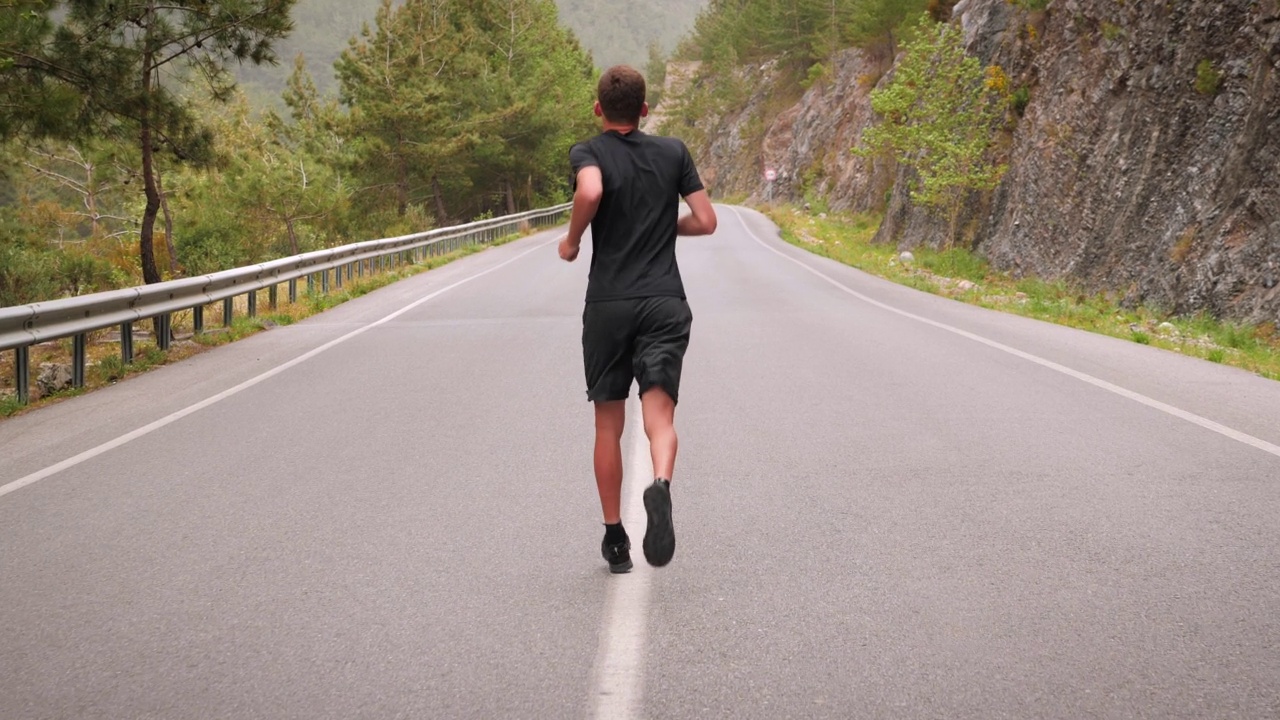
[{"xmin": 597, "ymin": 65, "xmax": 646, "ymax": 124}]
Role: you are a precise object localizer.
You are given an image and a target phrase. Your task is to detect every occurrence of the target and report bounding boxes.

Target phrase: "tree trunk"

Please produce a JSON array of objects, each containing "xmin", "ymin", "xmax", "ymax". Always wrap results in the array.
[
  {"xmin": 86, "ymin": 158, "xmax": 100, "ymax": 239},
  {"xmin": 156, "ymin": 162, "xmax": 178, "ymax": 275},
  {"xmin": 285, "ymin": 217, "xmax": 300, "ymax": 255},
  {"xmin": 138, "ymin": 20, "xmax": 162, "ymax": 286},
  {"xmin": 504, "ymin": 179, "xmax": 516, "ymax": 215},
  {"xmin": 139, "ymin": 124, "xmax": 162, "ymax": 284},
  {"xmin": 433, "ymin": 175, "xmax": 447, "ymax": 225},
  {"xmin": 396, "ymin": 137, "xmax": 408, "ymax": 216}
]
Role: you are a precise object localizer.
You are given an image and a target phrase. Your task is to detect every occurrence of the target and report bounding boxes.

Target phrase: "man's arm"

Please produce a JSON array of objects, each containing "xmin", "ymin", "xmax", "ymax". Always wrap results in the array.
[
  {"xmin": 676, "ymin": 189, "xmax": 717, "ymax": 236},
  {"xmin": 560, "ymin": 166, "xmax": 602, "ymax": 262}
]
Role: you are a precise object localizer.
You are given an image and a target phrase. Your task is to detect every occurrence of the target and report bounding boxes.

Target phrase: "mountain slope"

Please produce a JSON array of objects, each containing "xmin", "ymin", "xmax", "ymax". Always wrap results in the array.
[{"xmin": 234, "ymin": 0, "xmax": 704, "ymax": 108}]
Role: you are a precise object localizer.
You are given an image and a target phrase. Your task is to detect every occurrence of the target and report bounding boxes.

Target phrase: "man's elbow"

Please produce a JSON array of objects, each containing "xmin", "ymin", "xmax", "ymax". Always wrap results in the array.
[
  {"xmin": 575, "ymin": 185, "xmax": 602, "ymax": 207},
  {"xmin": 691, "ymin": 210, "xmax": 716, "ymax": 236}
]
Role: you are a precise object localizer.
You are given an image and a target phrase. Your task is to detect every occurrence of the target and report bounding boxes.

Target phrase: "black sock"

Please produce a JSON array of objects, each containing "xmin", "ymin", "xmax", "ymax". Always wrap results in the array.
[{"xmin": 604, "ymin": 522, "xmax": 627, "ymax": 544}]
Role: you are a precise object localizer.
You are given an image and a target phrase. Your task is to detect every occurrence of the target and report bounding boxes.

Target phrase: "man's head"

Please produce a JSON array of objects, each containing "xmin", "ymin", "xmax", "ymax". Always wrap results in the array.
[{"xmin": 595, "ymin": 65, "xmax": 648, "ymax": 126}]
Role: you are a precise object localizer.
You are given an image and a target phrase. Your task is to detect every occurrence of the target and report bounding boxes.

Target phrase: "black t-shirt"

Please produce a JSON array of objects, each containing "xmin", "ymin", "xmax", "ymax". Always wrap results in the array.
[{"xmin": 569, "ymin": 130, "xmax": 704, "ymax": 303}]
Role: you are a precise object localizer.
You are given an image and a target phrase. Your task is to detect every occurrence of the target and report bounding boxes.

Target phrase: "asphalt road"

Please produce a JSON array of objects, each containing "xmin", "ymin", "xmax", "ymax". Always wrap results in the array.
[{"xmin": 3, "ymin": 206, "xmax": 1280, "ymax": 719}]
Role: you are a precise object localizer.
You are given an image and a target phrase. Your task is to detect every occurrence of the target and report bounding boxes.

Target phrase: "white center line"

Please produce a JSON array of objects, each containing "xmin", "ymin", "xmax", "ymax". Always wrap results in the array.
[
  {"xmin": 589, "ymin": 394, "xmax": 652, "ymax": 720},
  {"xmin": 0, "ymin": 234, "xmax": 564, "ymax": 501},
  {"xmin": 730, "ymin": 206, "xmax": 1280, "ymax": 461}
]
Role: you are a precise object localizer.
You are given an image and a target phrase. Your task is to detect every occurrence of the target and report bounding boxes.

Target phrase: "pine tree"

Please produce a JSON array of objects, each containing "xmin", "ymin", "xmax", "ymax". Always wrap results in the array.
[
  {"xmin": 335, "ymin": 0, "xmax": 479, "ymax": 224},
  {"xmin": 6, "ymin": 0, "xmax": 297, "ymax": 285}
]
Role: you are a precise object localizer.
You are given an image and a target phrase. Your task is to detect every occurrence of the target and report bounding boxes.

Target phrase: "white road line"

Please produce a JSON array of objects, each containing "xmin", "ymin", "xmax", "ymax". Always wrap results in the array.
[
  {"xmin": 590, "ymin": 395, "xmax": 652, "ymax": 720},
  {"xmin": 0, "ymin": 234, "xmax": 564, "ymax": 501},
  {"xmin": 731, "ymin": 206, "xmax": 1280, "ymax": 461}
]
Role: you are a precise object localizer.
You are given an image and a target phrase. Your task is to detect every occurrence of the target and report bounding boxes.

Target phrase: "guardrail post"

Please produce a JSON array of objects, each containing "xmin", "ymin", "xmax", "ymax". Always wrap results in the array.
[
  {"xmin": 157, "ymin": 314, "xmax": 171, "ymax": 350},
  {"xmin": 248, "ymin": 290, "xmax": 257, "ymax": 318},
  {"xmin": 223, "ymin": 297, "xmax": 233, "ymax": 327},
  {"xmin": 269, "ymin": 285, "xmax": 278, "ymax": 310},
  {"xmin": 321, "ymin": 268, "xmax": 329, "ymax": 294},
  {"xmin": 72, "ymin": 333, "xmax": 86, "ymax": 388},
  {"xmin": 15, "ymin": 346, "xmax": 29, "ymax": 404},
  {"xmin": 306, "ymin": 273, "xmax": 315, "ymax": 295},
  {"xmin": 289, "ymin": 279, "xmax": 298, "ymax": 303},
  {"xmin": 194, "ymin": 305, "xmax": 204, "ymax": 335},
  {"xmin": 357, "ymin": 259, "xmax": 364, "ymax": 278},
  {"xmin": 120, "ymin": 322, "xmax": 134, "ymax": 364},
  {"xmin": 335, "ymin": 266, "xmax": 343, "ymax": 289}
]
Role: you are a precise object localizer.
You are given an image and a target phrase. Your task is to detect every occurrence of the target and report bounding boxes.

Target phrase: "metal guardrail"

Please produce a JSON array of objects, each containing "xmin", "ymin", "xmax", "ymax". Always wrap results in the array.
[{"xmin": 1, "ymin": 202, "xmax": 571, "ymax": 404}]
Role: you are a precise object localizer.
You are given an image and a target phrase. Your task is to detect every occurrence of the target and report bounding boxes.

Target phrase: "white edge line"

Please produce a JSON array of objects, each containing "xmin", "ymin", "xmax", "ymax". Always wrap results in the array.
[
  {"xmin": 0, "ymin": 234, "xmax": 566, "ymax": 500},
  {"xmin": 590, "ymin": 395, "xmax": 652, "ymax": 720},
  {"xmin": 729, "ymin": 206, "xmax": 1280, "ymax": 461}
]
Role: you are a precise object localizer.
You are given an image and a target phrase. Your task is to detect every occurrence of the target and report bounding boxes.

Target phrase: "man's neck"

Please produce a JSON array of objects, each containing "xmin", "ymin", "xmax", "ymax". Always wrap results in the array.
[{"xmin": 602, "ymin": 120, "xmax": 639, "ymax": 134}]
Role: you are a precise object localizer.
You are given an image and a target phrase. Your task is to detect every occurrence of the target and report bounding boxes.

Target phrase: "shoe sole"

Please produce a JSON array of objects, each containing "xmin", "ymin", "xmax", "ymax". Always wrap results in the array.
[
  {"xmin": 608, "ymin": 558, "xmax": 633, "ymax": 574},
  {"xmin": 643, "ymin": 483, "xmax": 675, "ymax": 567}
]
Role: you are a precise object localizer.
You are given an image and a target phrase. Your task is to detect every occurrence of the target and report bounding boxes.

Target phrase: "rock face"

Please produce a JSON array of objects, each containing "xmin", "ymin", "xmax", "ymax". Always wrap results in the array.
[
  {"xmin": 677, "ymin": 51, "xmax": 896, "ymax": 214},
  {"xmin": 966, "ymin": 0, "xmax": 1280, "ymax": 322},
  {"xmin": 667, "ymin": 0, "xmax": 1280, "ymax": 323}
]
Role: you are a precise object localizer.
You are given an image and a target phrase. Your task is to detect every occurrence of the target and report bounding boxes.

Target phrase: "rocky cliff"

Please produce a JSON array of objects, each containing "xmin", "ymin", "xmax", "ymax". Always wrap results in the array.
[{"xmin": 665, "ymin": 0, "xmax": 1280, "ymax": 323}]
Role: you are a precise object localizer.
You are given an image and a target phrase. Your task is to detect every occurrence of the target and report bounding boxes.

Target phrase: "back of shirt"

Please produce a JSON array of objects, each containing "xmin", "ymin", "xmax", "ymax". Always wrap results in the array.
[{"xmin": 569, "ymin": 130, "xmax": 704, "ymax": 303}]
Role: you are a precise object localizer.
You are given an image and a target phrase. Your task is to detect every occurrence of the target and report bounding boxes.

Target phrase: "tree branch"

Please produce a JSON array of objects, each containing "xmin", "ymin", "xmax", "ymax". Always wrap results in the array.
[{"xmin": 152, "ymin": 7, "xmax": 273, "ymax": 70}]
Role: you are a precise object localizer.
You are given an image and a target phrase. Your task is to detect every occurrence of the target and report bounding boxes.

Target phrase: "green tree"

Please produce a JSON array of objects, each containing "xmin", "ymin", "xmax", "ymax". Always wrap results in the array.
[
  {"xmin": 847, "ymin": 0, "xmax": 928, "ymax": 58},
  {"xmin": 645, "ymin": 40, "xmax": 668, "ymax": 107},
  {"xmin": 335, "ymin": 0, "xmax": 478, "ymax": 223},
  {"xmin": 335, "ymin": 0, "xmax": 595, "ymax": 224},
  {"xmin": 856, "ymin": 13, "xmax": 1008, "ymax": 246},
  {"xmin": 0, "ymin": 1, "xmax": 87, "ymax": 140},
  {"xmin": 463, "ymin": 0, "xmax": 596, "ymax": 215},
  {"xmin": 8, "ymin": 0, "xmax": 297, "ymax": 286}
]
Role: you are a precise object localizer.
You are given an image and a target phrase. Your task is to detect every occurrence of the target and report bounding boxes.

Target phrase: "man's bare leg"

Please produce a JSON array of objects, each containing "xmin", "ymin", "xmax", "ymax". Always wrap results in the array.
[
  {"xmin": 640, "ymin": 386, "xmax": 678, "ymax": 567},
  {"xmin": 641, "ymin": 387, "xmax": 678, "ymax": 481},
  {"xmin": 594, "ymin": 400, "xmax": 626, "ymax": 524}
]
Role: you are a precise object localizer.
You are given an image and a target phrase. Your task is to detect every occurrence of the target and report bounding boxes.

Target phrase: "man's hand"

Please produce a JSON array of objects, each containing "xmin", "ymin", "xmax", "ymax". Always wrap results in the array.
[{"xmin": 559, "ymin": 235, "xmax": 580, "ymax": 262}]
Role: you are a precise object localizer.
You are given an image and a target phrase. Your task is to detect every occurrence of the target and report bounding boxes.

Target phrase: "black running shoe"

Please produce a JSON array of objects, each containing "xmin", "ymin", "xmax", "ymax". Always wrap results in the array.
[
  {"xmin": 643, "ymin": 479, "xmax": 676, "ymax": 567},
  {"xmin": 602, "ymin": 536, "xmax": 633, "ymax": 573}
]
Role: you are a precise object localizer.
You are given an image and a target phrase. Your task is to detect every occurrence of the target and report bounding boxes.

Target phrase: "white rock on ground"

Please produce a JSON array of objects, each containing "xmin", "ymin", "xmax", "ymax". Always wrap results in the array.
[{"xmin": 36, "ymin": 362, "xmax": 73, "ymax": 396}]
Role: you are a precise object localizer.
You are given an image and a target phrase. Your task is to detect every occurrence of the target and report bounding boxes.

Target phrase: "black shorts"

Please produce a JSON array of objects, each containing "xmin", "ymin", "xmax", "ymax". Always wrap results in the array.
[{"xmin": 582, "ymin": 296, "xmax": 693, "ymax": 404}]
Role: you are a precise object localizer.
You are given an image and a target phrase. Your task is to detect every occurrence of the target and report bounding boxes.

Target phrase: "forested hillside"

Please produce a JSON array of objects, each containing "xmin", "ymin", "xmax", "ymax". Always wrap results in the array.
[
  {"xmin": 0, "ymin": 0, "xmax": 597, "ymax": 306},
  {"xmin": 236, "ymin": 0, "xmax": 705, "ymax": 108},
  {"xmin": 555, "ymin": 0, "xmax": 705, "ymax": 70}
]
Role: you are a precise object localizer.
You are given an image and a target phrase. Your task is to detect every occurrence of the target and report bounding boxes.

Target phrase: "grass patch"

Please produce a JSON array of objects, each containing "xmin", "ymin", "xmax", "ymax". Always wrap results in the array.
[
  {"xmin": 1194, "ymin": 59, "xmax": 1222, "ymax": 95},
  {"xmin": 763, "ymin": 205, "xmax": 1280, "ymax": 382},
  {"xmin": 0, "ymin": 393, "xmax": 23, "ymax": 417}
]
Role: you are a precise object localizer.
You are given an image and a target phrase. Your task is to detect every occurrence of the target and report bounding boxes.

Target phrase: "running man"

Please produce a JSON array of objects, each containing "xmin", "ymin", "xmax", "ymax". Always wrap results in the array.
[{"xmin": 558, "ymin": 65, "xmax": 718, "ymax": 573}]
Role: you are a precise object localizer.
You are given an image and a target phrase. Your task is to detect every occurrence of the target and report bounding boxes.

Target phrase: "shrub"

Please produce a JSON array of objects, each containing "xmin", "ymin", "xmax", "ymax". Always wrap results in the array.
[
  {"xmin": 1194, "ymin": 59, "xmax": 1222, "ymax": 95},
  {"xmin": 1011, "ymin": 86, "xmax": 1031, "ymax": 116}
]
